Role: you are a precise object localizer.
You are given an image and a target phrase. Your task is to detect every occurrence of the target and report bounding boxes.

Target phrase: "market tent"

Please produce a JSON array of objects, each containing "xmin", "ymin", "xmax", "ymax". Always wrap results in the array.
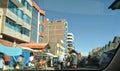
[
  {"xmin": 19, "ymin": 43, "xmax": 50, "ymax": 49},
  {"xmin": 46, "ymin": 52, "xmax": 58, "ymax": 57},
  {"xmin": 20, "ymin": 46, "xmax": 42, "ymax": 52},
  {"xmin": 0, "ymin": 44, "xmax": 22, "ymax": 56}
]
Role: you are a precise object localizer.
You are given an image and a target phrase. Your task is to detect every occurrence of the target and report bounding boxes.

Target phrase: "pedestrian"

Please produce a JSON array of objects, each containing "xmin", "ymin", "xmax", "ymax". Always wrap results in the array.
[
  {"xmin": 86, "ymin": 54, "xmax": 91, "ymax": 65},
  {"xmin": 58, "ymin": 54, "xmax": 64, "ymax": 70},
  {"xmin": 63, "ymin": 55, "xmax": 67, "ymax": 69},
  {"xmin": 66, "ymin": 54, "xmax": 71, "ymax": 68},
  {"xmin": 70, "ymin": 50, "xmax": 78, "ymax": 68},
  {"xmin": 0, "ymin": 53, "xmax": 5, "ymax": 71},
  {"xmin": 17, "ymin": 55, "xmax": 24, "ymax": 69},
  {"xmin": 77, "ymin": 53, "xmax": 82, "ymax": 67},
  {"xmin": 28, "ymin": 52, "xmax": 35, "ymax": 67}
]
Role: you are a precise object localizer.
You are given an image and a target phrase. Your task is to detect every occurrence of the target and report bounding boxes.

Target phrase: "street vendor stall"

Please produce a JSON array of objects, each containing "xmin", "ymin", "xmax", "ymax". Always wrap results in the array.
[{"xmin": 18, "ymin": 43, "xmax": 50, "ymax": 69}]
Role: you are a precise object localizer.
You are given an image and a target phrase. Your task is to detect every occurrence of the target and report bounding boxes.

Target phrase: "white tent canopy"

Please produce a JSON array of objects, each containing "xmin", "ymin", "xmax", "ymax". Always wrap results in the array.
[
  {"xmin": 19, "ymin": 46, "xmax": 42, "ymax": 52},
  {"xmin": 45, "ymin": 52, "xmax": 58, "ymax": 57}
]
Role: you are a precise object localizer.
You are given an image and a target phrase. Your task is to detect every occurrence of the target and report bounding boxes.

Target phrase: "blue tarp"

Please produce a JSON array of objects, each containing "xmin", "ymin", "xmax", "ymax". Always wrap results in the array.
[
  {"xmin": 22, "ymin": 50, "xmax": 30, "ymax": 66},
  {"xmin": 9, "ymin": 50, "xmax": 30, "ymax": 66},
  {"xmin": 0, "ymin": 44, "xmax": 22, "ymax": 56}
]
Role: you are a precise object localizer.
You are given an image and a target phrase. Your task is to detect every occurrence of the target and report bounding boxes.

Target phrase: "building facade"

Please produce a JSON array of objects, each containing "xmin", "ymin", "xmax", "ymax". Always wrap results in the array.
[
  {"xmin": 0, "ymin": 0, "xmax": 32, "ymax": 45},
  {"xmin": 31, "ymin": 1, "xmax": 46, "ymax": 43},
  {"xmin": 67, "ymin": 33, "xmax": 74, "ymax": 47},
  {"xmin": 0, "ymin": 0, "xmax": 33, "ymax": 64},
  {"xmin": 90, "ymin": 36, "xmax": 120, "ymax": 56},
  {"xmin": 45, "ymin": 19, "xmax": 68, "ymax": 55}
]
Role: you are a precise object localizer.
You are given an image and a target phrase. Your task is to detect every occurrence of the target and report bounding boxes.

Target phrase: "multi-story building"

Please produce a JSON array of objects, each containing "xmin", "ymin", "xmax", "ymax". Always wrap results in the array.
[
  {"xmin": 90, "ymin": 36, "xmax": 120, "ymax": 56},
  {"xmin": 0, "ymin": 0, "xmax": 32, "ymax": 65},
  {"xmin": 45, "ymin": 19, "xmax": 68, "ymax": 55},
  {"xmin": 31, "ymin": 0, "xmax": 46, "ymax": 43},
  {"xmin": 66, "ymin": 33, "xmax": 75, "ymax": 53},
  {"xmin": 67, "ymin": 33, "xmax": 74, "ymax": 47},
  {"xmin": 0, "ymin": 0, "xmax": 32, "ymax": 46}
]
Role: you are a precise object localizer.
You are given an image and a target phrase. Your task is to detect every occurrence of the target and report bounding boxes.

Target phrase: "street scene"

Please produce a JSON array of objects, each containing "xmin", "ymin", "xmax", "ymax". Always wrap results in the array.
[{"xmin": 0, "ymin": 0, "xmax": 120, "ymax": 71}]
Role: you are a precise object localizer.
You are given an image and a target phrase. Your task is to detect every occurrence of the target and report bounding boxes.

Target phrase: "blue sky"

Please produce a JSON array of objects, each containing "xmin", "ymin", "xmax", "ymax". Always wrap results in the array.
[{"xmin": 36, "ymin": 0, "xmax": 120, "ymax": 56}]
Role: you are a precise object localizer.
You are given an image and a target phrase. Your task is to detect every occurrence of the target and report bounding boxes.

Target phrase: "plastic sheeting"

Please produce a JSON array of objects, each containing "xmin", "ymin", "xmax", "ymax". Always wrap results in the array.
[
  {"xmin": 9, "ymin": 50, "xmax": 30, "ymax": 66},
  {"xmin": 0, "ymin": 44, "xmax": 22, "ymax": 56}
]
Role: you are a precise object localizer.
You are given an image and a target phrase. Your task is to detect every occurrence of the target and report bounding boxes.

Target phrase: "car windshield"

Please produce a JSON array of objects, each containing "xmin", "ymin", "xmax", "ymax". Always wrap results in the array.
[{"xmin": 0, "ymin": 0, "xmax": 120, "ymax": 71}]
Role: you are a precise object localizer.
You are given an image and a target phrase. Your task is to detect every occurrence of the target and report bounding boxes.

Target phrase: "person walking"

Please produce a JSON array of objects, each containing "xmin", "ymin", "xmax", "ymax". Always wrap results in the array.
[
  {"xmin": 70, "ymin": 50, "xmax": 78, "ymax": 68},
  {"xmin": 58, "ymin": 54, "xmax": 64, "ymax": 70},
  {"xmin": 66, "ymin": 55, "xmax": 71, "ymax": 68},
  {"xmin": 17, "ymin": 55, "xmax": 24, "ymax": 69},
  {"xmin": 77, "ymin": 53, "xmax": 82, "ymax": 67}
]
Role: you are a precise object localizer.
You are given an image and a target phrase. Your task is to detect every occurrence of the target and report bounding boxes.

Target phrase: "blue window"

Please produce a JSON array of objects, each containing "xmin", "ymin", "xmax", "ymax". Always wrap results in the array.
[
  {"xmin": 24, "ymin": 1, "xmax": 32, "ymax": 12},
  {"xmin": 40, "ymin": 14, "xmax": 44, "ymax": 22},
  {"xmin": 27, "ymin": 3, "xmax": 32, "ymax": 12},
  {"xmin": 23, "ymin": 14, "xmax": 31, "ymax": 24},
  {"xmin": 15, "ymin": 24, "xmax": 22, "ymax": 33},
  {"xmin": 17, "ymin": 9, "xmax": 23, "ymax": 19},
  {"xmin": 22, "ymin": 28, "xmax": 30, "ymax": 36},
  {"xmin": 5, "ymin": 17, "xmax": 15, "ymax": 30},
  {"xmin": 68, "ymin": 44, "xmax": 73, "ymax": 47},
  {"xmin": 31, "ymin": 7, "xmax": 38, "ymax": 42},
  {"xmin": 39, "ymin": 25, "xmax": 44, "ymax": 32},
  {"xmin": 8, "ymin": 0, "xmax": 17, "ymax": 15}
]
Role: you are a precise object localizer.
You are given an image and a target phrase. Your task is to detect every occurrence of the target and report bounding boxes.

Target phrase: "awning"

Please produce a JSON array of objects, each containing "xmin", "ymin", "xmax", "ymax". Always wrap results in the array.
[
  {"xmin": 20, "ymin": 46, "xmax": 42, "ymax": 52},
  {"xmin": 19, "ymin": 43, "xmax": 50, "ymax": 49},
  {"xmin": 0, "ymin": 44, "xmax": 22, "ymax": 56},
  {"xmin": 46, "ymin": 52, "xmax": 58, "ymax": 57}
]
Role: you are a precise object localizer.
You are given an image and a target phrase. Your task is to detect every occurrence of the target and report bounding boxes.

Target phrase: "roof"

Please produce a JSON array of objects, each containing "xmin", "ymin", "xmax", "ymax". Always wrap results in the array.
[
  {"xmin": 0, "ymin": 44, "xmax": 22, "ymax": 56},
  {"xmin": 19, "ymin": 43, "xmax": 50, "ymax": 49}
]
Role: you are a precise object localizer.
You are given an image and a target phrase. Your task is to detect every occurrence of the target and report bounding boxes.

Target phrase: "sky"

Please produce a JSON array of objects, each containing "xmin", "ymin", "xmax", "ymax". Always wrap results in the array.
[{"xmin": 35, "ymin": 0, "xmax": 120, "ymax": 56}]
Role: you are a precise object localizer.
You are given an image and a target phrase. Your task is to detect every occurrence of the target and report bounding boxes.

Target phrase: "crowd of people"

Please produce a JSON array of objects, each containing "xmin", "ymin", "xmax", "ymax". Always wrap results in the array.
[
  {"xmin": 0, "ymin": 48, "xmax": 114, "ymax": 70},
  {"xmin": 56, "ymin": 49, "xmax": 79, "ymax": 70},
  {"xmin": 0, "ymin": 52, "xmax": 48, "ymax": 70}
]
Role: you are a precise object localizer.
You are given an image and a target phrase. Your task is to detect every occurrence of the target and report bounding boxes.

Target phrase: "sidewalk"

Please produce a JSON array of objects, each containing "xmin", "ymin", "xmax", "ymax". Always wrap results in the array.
[{"xmin": 46, "ymin": 67, "xmax": 55, "ymax": 70}]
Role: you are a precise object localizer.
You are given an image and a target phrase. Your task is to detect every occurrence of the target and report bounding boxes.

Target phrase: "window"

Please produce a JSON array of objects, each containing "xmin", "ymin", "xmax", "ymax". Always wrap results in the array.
[
  {"xmin": 27, "ymin": 3, "xmax": 32, "ymax": 12},
  {"xmin": 22, "ymin": 28, "xmax": 30, "ymax": 36},
  {"xmin": 67, "ymin": 41, "xmax": 73, "ymax": 44},
  {"xmin": 31, "ymin": 7, "xmax": 38, "ymax": 42},
  {"xmin": 2, "ymin": 0, "xmax": 120, "ymax": 70},
  {"xmin": 5, "ymin": 17, "xmax": 15, "ymax": 30},
  {"xmin": 40, "ymin": 14, "xmax": 44, "ymax": 22},
  {"xmin": 8, "ymin": 0, "xmax": 17, "ymax": 15},
  {"xmin": 39, "ymin": 25, "xmax": 44, "ymax": 32},
  {"xmin": 17, "ymin": 9, "xmax": 23, "ymax": 19},
  {"xmin": 23, "ymin": 14, "xmax": 31, "ymax": 24},
  {"xmin": 15, "ymin": 24, "xmax": 22, "ymax": 33},
  {"xmin": 24, "ymin": 1, "xmax": 32, "ymax": 12}
]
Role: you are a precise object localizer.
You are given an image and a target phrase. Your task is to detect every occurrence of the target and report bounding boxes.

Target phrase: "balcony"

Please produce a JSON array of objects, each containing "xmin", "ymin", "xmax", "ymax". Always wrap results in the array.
[
  {"xmin": 21, "ymin": 34, "xmax": 30, "ymax": 42},
  {"xmin": 11, "ymin": 0, "xmax": 24, "ymax": 7},
  {"xmin": 22, "ymin": 22, "xmax": 31, "ymax": 30},
  {"xmin": 6, "ymin": 9, "xmax": 17, "ymax": 22}
]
